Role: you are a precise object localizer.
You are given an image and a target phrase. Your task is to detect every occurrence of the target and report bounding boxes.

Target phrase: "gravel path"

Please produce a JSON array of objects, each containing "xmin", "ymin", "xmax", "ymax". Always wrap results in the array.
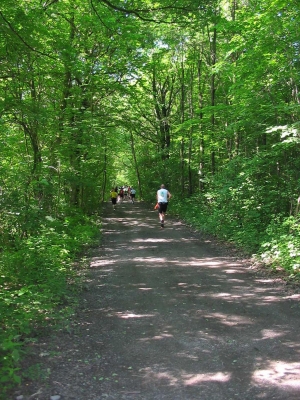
[{"xmin": 12, "ymin": 201, "xmax": 300, "ymax": 400}]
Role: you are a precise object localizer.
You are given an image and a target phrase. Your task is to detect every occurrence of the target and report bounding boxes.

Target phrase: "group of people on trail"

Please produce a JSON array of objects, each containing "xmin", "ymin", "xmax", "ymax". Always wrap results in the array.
[
  {"xmin": 110, "ymin": 185, "xmax": 137, "ymax": 210},
  {"xmin": 110, "ymin": 183, "xmax": 172, "ymax": 229},
  {"xmin": 117, "ymin": 186, "xmax": 136, "ymax": 203}
]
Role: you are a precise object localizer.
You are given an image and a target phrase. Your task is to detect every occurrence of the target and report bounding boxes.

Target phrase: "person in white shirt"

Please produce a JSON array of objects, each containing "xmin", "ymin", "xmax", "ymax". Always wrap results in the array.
[
  {"xmin": 156, "ymin": 184, "xmax": 172, "ymax": 228},
  {"xmin": 130, "ymin": 187, "xmax": 136, "ymax": 203}
]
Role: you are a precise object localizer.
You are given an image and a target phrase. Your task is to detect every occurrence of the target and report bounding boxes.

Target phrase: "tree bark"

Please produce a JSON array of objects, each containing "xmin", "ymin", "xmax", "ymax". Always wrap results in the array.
[{"xmin": 130, "ymin": 130, "xmax": 143, "ymax": 199}]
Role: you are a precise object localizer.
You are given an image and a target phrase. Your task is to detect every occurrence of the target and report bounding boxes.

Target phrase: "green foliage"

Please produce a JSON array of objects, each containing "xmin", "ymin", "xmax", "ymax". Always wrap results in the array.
[
  {"xmin": 259, "ymin": 216, "xmax": 300, "ymax": 277},
  {"xmin": 0, "ymin": 213, "xmax": 100, "ymax": 391},
  {"xmin": 172, "ymin": 148, "xmax": 300, "ymax": 267},
  {"xmin": 1, "ymin": 0, "xmax": 300, "ymax": 392}
]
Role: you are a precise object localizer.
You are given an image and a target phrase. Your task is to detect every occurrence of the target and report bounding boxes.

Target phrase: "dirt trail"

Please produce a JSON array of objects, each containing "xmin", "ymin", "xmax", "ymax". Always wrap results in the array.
[{"xmin": 13, "ymin": 201, "xmax": 300, "ymax": 400}]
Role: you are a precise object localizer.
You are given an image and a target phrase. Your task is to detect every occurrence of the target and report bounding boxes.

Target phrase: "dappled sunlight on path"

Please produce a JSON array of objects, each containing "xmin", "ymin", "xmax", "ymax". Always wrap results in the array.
[
  {"xmin": 78, "ymin": 202, "xmax": 300, "ymax": 399},
  {"xmin": 17, "ymin": 201, "xmax": 300, "ymax": 400}
]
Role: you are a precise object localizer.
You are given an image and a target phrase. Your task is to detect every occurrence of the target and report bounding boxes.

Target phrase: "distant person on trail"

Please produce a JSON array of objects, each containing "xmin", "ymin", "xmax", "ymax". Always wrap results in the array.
[
  {"xmin": 130, "ymin": 187, "xmax": 136, "ymax": 203},
  {"xmin": 110, "ymin": 188, "xmax": 118, "ymax": 210},
  {"xmin": 118, "ymin": 187, "xmax": 124, "ymax": 202},
  {"xmin": 156, "ymin": 184, "xmax": 172, "ymax": 228}
]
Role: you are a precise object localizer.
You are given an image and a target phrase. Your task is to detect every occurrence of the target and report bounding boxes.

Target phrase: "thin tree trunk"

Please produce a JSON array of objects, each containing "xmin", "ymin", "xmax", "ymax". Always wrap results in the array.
[
  {"xmin": 152, "ymin": 63, "xmax": 174, "ymax": 160},
  {"xmin": 130, "ymin": 130, "xmax": 143, "ymax": 199},
  {"xmin": 295, "ymin": 196, "xmax": 300, "ymax": 215},
  {"xmin": 180, "ymin": 57, "xmax": 185, "ymax": 196},
  {"xmin": 101, "ymin": 133, "xmax": 107, "ymax": 203},
  {"xmin": 210, "ymin": 22, "xmax": 217, "ymax": 174},
  {"xmin": 197, "ymin": 56, "xmax": 205, "ymax": 192},
  {"xmin": 188, "ymin": 66, "xmax": 195, "ymax": 196}
]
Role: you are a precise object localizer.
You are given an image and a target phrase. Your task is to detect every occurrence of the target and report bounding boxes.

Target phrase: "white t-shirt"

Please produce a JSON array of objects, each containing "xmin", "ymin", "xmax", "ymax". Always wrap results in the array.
[{"xmin": 157, "ymin": 188, "xmax": 168, "ymax": 203}]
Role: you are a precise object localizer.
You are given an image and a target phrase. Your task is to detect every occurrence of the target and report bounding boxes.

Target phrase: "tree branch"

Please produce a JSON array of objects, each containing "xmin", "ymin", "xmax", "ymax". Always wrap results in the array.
[
  {"xmin": 98, "ymin": 0, "xmax": 201, "ymax": 23},
  {"xmin": 90, "ymin": 0, "xmax": 116, "ymax": 33},
  {"xmin": 0, "ymin": 11, "xmax": 57, "ymax": 60}
]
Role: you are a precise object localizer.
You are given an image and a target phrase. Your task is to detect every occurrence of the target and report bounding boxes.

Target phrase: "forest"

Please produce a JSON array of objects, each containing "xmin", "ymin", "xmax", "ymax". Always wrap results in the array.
[{"xmin": 0, "ymin": 0, "xmax": 299, "ymax": 389}]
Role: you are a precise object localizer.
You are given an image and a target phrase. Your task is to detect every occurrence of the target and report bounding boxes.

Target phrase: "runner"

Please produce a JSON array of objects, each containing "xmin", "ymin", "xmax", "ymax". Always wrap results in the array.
[
  {"xmin": 110, "ymin": 187, "xmax": 118, "ymax": 210},
  {"xmin": 130, "ymin": 187, "xmax": 136, "ymax": 203},
  {"xmin": 118, "ymin": 187, "xmax": 124, "ymax": 203},
  {"xmin": 156, "ymin": 184, "xmax": 172, "ymax": 228}
]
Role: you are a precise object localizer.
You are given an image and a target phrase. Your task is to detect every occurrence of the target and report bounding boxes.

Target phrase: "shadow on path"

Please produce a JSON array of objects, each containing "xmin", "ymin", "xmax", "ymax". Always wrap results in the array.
[{"xmin": 16, "ymin": 202, "xmax": 300, "ymax": 400}]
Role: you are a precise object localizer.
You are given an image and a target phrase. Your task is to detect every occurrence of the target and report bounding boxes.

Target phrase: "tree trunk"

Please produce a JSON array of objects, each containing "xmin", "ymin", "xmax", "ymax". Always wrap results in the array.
[
  {"xmin": 152, "ymin": 64, "xmax": 174, "ymax": 160},
  {"xmin": 197, "ymin": 56, "xmax": 205, "ymax": 192},
  {"xmin": 180, "ymin": 57, "xmax": 185, "ymax": 196},
  {"xmin": 209, "ymin": 22, "xmax": 217, "ymax": 174},
  {"xmin": 101, "ymin": 134, "xmax": 107, "ymax": 203},
  {"xmin": 130, "ymin": 130, "xmax": 143, "ymax": 199}
]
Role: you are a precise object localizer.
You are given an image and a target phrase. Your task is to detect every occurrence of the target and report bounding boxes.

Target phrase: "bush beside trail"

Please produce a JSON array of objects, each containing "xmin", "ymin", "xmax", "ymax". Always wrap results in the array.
[{"xmin": 0, "ymin": 212, "xmax": 100, "ymax": 395}]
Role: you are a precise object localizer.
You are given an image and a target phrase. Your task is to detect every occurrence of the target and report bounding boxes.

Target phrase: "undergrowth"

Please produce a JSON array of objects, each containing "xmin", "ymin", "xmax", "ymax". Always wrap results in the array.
[
  {"xmin": 0, "ymin": 212, "xmax": 101, "ymax": 396},
  {"xmin": 171, "ymin": 196, "xmax": 300, "ymax": 281}
]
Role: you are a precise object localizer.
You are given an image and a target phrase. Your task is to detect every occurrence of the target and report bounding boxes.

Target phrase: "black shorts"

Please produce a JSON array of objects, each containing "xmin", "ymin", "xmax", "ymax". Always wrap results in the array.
[
  {"xmin": 111, "ymin": 198, "xmax": 117, "ymax": 205},
  {"xmin": 131, "ymin": 193, "xmax": 135, "ymax": 198},
  {"xmin": 158, "ymin": 202, "xmax": 168, "ymax": 213}
]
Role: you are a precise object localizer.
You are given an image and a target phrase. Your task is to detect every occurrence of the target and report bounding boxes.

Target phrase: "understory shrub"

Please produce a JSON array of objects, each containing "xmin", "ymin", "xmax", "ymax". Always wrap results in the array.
[
  {"xmin": 259, "ymin": 216, "xmax": 300, "ymax": 276},
  {"xmin": 171, "ymin": 154, "xmax": 299, "ymax": 268},
  {"xmin": 0, "ymin": 212, "xmax": 100, "ymax": 392}
]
